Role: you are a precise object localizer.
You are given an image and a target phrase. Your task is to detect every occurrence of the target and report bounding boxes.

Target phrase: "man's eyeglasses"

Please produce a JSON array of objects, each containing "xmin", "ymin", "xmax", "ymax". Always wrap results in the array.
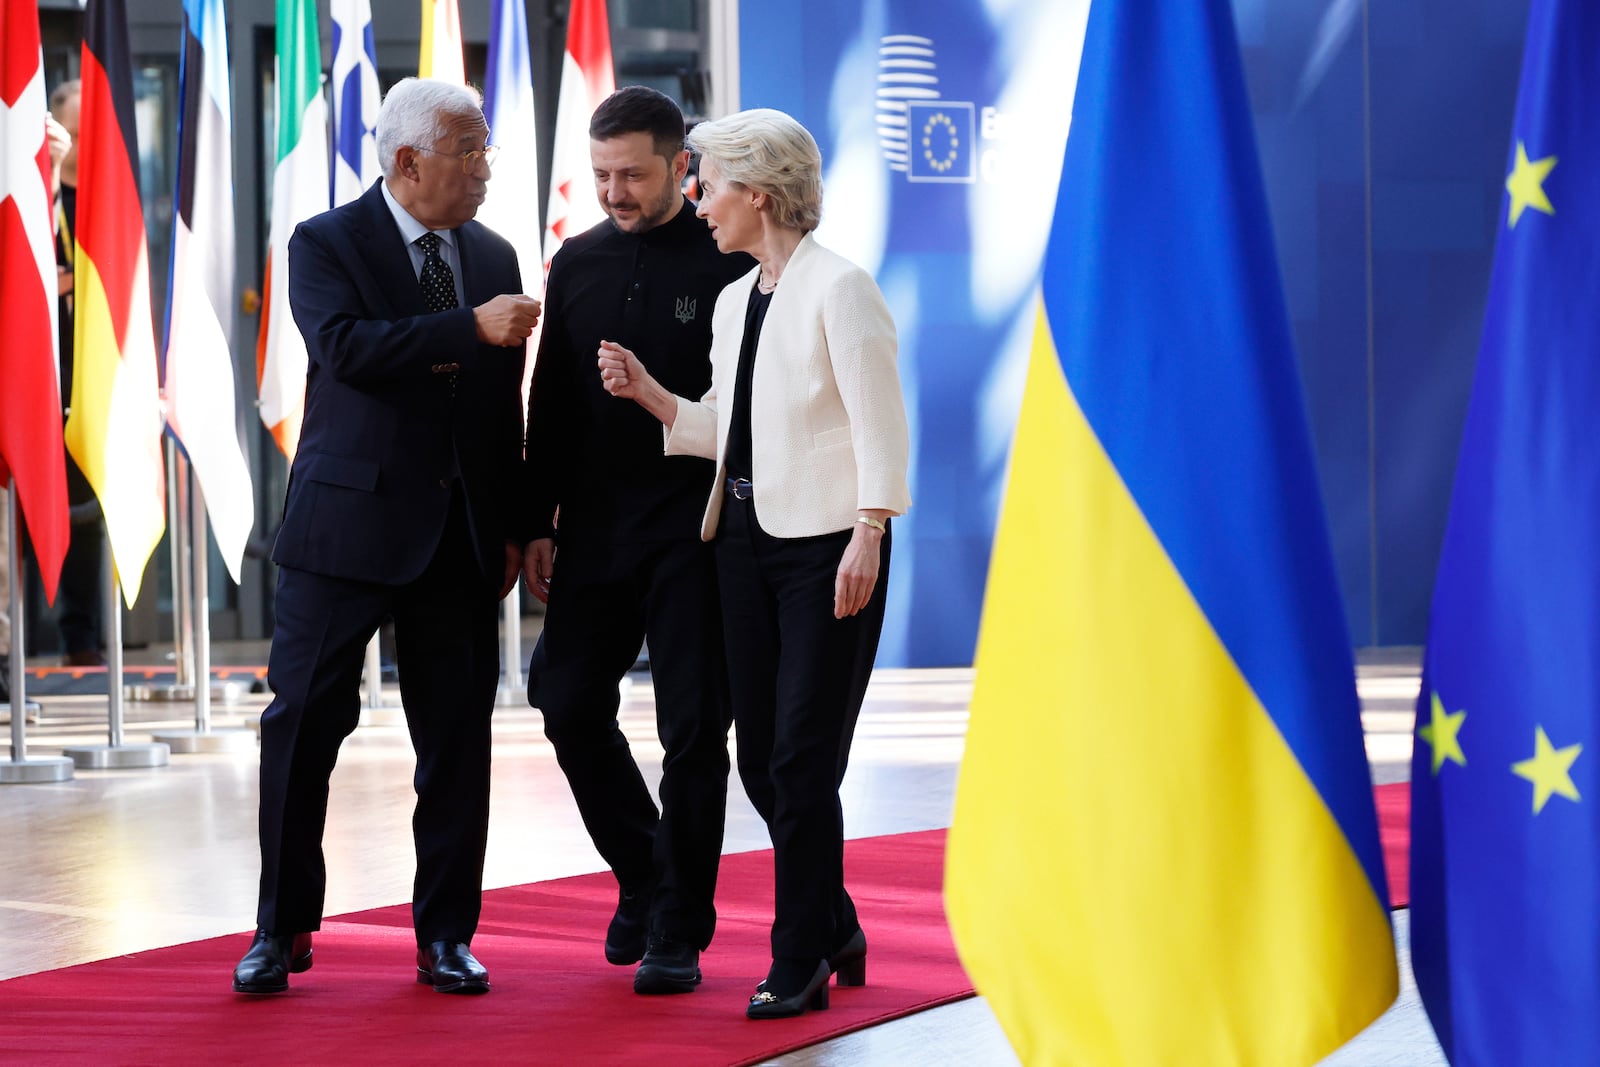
[{"xmin": 410, "ymin": 144, "xmax": 499, "ymax": 173}]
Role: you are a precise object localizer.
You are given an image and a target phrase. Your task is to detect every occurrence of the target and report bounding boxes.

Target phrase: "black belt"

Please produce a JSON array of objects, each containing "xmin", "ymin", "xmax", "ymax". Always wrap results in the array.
[{"xmin": 725, "ymin": 477, "xmax": 753, "ymax": 500}]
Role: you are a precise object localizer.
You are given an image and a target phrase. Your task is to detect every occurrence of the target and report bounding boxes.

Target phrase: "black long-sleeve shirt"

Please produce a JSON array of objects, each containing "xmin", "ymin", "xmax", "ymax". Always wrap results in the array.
[{"xmin": 524, "ymin": 199, "xmax": 754, "ymax": 544}]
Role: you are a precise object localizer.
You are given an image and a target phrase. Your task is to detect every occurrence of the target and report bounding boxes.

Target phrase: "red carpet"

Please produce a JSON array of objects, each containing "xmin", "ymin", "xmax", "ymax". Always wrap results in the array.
[
  {"xmin": 1376, "ymin": 781, "xmax": 1409, "ymax": 907},
  {"xmin": 1, "ymin": 789, "xmax": 1414, "ymax": 1064},
  {"xmin": 0, "ymin": 831, "xmax": 970, "ymax": 1066}
]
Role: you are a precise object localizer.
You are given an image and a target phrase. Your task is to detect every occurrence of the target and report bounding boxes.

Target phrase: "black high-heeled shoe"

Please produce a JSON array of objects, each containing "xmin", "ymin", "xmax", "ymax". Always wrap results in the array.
[
  {"xmin": 747, "ymin": 959, "xmax": 831, "ymax": 1019},
  {"xmin": 755, "ymin": 927, "xmax": 867, "ymax": 993},
  {"xmin": 828, "ymin": 926, "xmax": 867, "ymax": 987}
]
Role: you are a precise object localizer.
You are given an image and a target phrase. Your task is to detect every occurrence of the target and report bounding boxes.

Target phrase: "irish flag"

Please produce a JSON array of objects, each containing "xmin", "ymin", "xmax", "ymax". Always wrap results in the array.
[
  {"xmin": 256, "ymin": 0, "xmax": 327, "ymax": 459},
  {"xmin": 67, "ymin": 0, "xmax": 165, "ymax": 604}
]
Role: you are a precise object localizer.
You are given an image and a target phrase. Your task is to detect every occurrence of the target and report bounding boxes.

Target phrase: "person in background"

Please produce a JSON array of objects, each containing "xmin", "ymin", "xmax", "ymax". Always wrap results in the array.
[
  {"xmin": 231, "ymin": 78, "xmax": 540, "ymax": 998},
  {"xmin": 596, "ymin": 108, "xmax": 911, "ymax": 1019},
  {"xmin": 521, "ymin": 86, "xmax": 752, "ymax": 996},
  {"xmin": 48, "ymin": 79, "xmax": 105, "ymax": 669}
]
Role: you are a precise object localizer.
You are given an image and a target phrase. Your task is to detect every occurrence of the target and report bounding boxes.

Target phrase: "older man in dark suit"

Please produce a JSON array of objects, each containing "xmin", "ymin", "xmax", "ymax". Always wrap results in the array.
[{"xmin": 232, "ymin": 78, "xmax": 541, "ymax": 997}]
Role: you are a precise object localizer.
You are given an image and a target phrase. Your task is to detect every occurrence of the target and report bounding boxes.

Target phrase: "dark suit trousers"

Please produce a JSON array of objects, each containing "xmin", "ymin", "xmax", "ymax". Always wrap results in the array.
[
  {"xmin": 528, "ymin": 536, "xmax": 731, "ymax": 949},
  {"xmin": 256, "ymin": 494, "xmax": 499, "ymax": 945},
  {"xmin": 714, "ymin": 493, "xmax": 889, "ymax": 962}
]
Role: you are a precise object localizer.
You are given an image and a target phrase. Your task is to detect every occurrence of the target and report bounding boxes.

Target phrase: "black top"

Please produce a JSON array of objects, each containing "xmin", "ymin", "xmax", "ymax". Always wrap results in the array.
[
  {"xmin": 56, "ymin": 182, "xmax": 77, "ymax": 401},
  {"xmin": 525, "ymin": 199, "xmax": 755, "ymax": 543},
  {"xmin": 723, "ymin": 283, "xmax": 773, "ymax": 483}
]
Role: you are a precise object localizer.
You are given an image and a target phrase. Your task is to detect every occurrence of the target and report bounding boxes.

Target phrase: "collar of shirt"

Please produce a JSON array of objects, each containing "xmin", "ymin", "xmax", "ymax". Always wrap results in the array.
[
  {"xmin": 381, "ymin": 179, "xmax": 463, "ymax": 294},
  {"xmin": 636, "ymin": 196, "xmax": 700, "ymax": 246}
]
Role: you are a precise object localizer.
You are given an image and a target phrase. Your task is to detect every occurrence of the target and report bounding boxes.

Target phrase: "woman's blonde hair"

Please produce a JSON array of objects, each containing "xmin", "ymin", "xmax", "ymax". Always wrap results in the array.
[{"xmin": 687, "ymin": 108, "xmax": 822, "ymax": 232}]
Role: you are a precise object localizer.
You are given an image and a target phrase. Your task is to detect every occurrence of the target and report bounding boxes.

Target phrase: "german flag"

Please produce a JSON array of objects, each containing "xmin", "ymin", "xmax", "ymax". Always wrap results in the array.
[{"xmin": 66, "ymin": 0, "xmax": 166, "ymax": 604}]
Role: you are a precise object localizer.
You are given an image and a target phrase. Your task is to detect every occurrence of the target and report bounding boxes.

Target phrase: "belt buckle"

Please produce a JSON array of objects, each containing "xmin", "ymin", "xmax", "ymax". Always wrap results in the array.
[{"xmin": 726, "ymin": 477, "xmax": 753, "ymax": 500}]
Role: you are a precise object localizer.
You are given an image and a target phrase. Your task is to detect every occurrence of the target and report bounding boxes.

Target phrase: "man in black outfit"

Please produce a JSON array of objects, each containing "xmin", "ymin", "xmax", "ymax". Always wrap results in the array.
[
  {"xmin": 231, "ymin": 78, "xmax": 541, "ymax": 997},
  {"xmin": 522, "ymin": 86, "xmax": 752, "ymax": 995}
]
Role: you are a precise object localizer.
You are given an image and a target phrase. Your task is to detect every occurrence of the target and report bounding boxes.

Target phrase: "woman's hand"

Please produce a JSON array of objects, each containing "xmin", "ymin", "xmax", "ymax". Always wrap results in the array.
[
  {"xmin": 834, "ymin": 522, "xmax": 883, "ymax": 619},
  {"xmin": 597, "ymin": 341, "xmax": 648, "ymax": 399},
  {"xmin": 597, "ymin": 341, "xmax": 678, "ymax": 427}
]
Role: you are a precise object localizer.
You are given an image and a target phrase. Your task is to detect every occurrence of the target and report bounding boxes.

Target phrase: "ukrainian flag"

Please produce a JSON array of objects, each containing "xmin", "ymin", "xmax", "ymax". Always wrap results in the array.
[
  {"xmin": 944, "ymin": 0, "xmax": 1398, "ymax": 1063},
  {"xmin": 1409, "ymin": 1, "xmax": 1600, "ymax": 1063}
]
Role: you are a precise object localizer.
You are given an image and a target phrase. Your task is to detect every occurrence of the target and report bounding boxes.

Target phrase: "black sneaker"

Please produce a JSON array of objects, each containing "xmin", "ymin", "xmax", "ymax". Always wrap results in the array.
[
  {"xmin": 633, "ymin": 934, "xmax": 701, "ymax": 994},
  {"xmin": 604, "ymin": 884, "xmax": 651, "ymax": 965}
]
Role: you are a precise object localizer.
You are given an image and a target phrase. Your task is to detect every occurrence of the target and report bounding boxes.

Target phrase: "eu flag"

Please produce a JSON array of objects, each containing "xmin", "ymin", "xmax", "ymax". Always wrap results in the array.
[
  {"xmin": 906, "ymin": 101, "xmax": 975, "ymax": 183},
  {"xmin": 1409, "ymin": 2, "xmax": 1600, "ymax": 1064},
  {"xmin": 945, "ymin": 0, "xmax": 1397, "ymax": 1062}
]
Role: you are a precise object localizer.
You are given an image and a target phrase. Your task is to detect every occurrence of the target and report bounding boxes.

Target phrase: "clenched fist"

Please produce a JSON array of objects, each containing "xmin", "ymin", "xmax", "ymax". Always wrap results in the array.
[{"xmin": 473, "ymin": 293, "xmax": 542, "ymax": 346}]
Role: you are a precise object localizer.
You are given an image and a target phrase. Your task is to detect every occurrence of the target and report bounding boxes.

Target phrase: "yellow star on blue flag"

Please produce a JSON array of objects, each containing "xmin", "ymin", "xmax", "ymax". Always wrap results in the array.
[
  {"xmin": 1504, "ymin": 141, "xmax": 1557, "ymax": 226},
  {"xmin": 1410, "ymin": 1, "xmax": 1600, "ymax": 1063}
]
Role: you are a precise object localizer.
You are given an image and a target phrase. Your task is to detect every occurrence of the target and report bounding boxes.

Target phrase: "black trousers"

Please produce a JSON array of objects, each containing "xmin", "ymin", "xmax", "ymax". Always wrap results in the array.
[
  {"xmin": 715, "ymin": 493, "xmax": 889, "ymax": 962},
  {"xmin": 256, "ymin": 495, "xmax": 499, "ymax": 945},
  {"xmin": 53, "ymin": 453, "xmax": 102, "ymax": 656},
  {"xmin": 528, "ymin": 536, "xmax": 731, "ymax": 949}
]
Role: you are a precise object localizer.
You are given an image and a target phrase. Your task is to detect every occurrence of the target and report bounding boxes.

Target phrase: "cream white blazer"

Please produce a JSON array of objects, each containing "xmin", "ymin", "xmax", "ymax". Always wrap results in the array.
[{"xmin": 664, "ymin": 234, "xmax": 912, "ymax": 540}]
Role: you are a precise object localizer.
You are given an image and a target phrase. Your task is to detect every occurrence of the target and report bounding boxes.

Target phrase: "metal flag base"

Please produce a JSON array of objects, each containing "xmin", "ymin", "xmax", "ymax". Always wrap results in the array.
[
  {"xmin": 0, "ymin": 756, "xmax": 74, "ymax": 784},
  {"xmin": 148, "ymin": 727, "xmax": 257, "ymax": 754},
  {"xmin": 62, "ymin": 741, "xmax": 171, "ymax": 769},
  {"xmin": 124, "ymin": 680, "xmax": 249, "ymax": 705},
  {"xmin": 0, "ymin": 701, "xmax": 43, "ymax": 726}
]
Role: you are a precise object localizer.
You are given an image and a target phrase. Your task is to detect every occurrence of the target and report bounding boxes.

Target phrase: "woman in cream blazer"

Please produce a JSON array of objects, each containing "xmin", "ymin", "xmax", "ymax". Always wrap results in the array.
[{"xmin": 598, "ymin": 108, "xmax": 910, "ymax": 1020}]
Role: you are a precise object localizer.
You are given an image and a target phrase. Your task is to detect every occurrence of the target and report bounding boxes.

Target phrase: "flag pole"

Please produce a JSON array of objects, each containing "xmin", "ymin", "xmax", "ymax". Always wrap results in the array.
[
  {"xmin": 62, "ymin": 527, "xmax": 168, "ymax": 768},
  {"xmin": 2, "ymin": 490, "xmax": 43, "ymax": 738},
  {"xmin": 171, "ymin": 443, "xmax": 192, "ymax": 688},
  {"xmin": 360, "ymin": 634, "xmax": 404, "ymax": 725},
  {"xmin": 497, "ymin": 593, "xmax": 524, "ymax": 706},
  {"xmin": 192, "ymin": 485, "xmax": 210, "ymax": 733},
  {"xmin": 127, "ymin": 444, "xmax": 244, "ymax": 710},
  {"xmin": 125, "ymin": 443, "xmax": 194, "ymax": 700},
  {"xmin": 151, "ymin": 464, "xmax": 253, "ymax": 754},
  {"xmin": 0, "ymin": 489, "xmax": 72, "ymax": 784}
]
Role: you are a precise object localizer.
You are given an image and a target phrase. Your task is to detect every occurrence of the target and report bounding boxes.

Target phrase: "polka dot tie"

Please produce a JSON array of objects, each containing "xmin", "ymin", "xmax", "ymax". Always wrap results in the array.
[{"xmin": 415, "ymin": 232, "xmax": 459, "ymax": 313}]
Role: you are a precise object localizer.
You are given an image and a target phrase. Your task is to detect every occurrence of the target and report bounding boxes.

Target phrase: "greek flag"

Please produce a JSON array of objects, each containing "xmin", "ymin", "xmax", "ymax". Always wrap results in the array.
[{"xmin": 330, "ymin": 0, "xmax": 379, "ymax": 206}]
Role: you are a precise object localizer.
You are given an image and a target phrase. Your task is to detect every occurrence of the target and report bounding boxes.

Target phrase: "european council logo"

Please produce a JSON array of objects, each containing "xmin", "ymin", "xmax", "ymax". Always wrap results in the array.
[{"xmin": 907, "ymin": 102, "xmax": 976, "ymax": 183}]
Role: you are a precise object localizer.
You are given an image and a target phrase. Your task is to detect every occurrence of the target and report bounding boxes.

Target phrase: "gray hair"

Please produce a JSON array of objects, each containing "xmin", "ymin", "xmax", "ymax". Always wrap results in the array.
[
  {"xmin": 376, "ymin": 78, "xmax": 484, "ymax": 179},
  {"xmin": 686, "ymin": 108, "xmax": 822, "ymax": 232}
]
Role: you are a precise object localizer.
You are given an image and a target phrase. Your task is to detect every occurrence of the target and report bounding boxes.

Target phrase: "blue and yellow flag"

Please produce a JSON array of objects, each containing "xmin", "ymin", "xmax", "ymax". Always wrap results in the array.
[
  {"xmin": 1409, "ymin": 3, "xmax": 1600, "ymax": 1063},
  {"xmin": 943, "ymin": 0, "xmax": 1398, "ymax": 1062}
]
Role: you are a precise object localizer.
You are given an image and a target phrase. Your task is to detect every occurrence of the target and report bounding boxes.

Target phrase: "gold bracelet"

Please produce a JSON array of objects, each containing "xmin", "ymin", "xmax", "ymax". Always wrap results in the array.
[{"xmin": 855, "ymin": 515, "xmax": 887, "ymax": 532}]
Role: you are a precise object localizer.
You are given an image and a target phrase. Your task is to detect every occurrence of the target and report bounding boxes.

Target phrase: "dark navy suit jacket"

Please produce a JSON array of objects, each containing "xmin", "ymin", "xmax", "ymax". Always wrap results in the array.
[{"xmin": 274, "ymin": 180, "xmax": 526, "ymax": 589}]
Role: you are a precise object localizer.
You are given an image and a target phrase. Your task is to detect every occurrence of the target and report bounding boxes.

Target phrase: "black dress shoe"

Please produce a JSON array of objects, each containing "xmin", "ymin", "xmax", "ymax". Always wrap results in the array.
[
  {"xmin": 757, "ymin": 926, "xmax": 867, "ymax": 993},
  {"xmin": 747, "ymin": 958, "xmax": 831, "ymax": 1020},
  {"xmin": 416, "ymin": 940, "xmax": 490, "ymax": 994},
  {"xmin": 633, "ymin": 935, "xmax": 701, "ymax": 994},
  {"xmin": 604, "ymin": 883, "xmax": 651, "ymax": 965},
  {"xmin": 232, "ymin": 929, "xmax": 313, "ymax": 994}
]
